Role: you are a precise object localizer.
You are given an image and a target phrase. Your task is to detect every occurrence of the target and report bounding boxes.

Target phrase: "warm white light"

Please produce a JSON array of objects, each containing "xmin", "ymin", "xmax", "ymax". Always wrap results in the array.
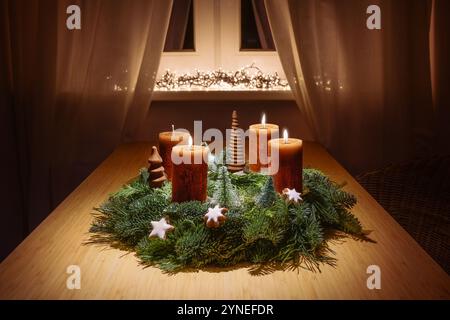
[
  {"xmin": 283, "ymin": 129, "xmax": 289, "ymax": 143},
  {"xmin": 262, "ymin": 114, "xmax": 266, "ymax": 128},
  {"xmin": 155, "ymin": 65, "xmax": 289, "ymax": 91},
  {"xmin": 172, "ymin": 124, "xmax": 175, "ymax": 133},
  {"xmin": 188, "ymin": 136, "xmax": 193, "ymax": 148}
]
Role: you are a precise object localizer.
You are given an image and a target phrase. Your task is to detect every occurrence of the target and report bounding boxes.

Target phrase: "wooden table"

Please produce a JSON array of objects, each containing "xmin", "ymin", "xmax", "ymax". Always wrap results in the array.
[{"xmin": 0, "ymin": 142, "xmax": 449, "ymax": 300}]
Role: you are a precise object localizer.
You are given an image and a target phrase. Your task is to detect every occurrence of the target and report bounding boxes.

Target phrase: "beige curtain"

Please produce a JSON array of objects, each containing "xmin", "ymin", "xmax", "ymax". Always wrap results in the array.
[
  {"xmin": 265, "ymin": 0, "xmax": 436, "ymax": 174},
  {"xmin": 164, "ymin": 0, "xmax": 192, "ymax": 51},
  {"xmin": 0, "ymin": 0, "xmax": 172, "ymax": 251},
  {"xmin": 251, "ymin": 0, "xmax": 275, "ymax": 50}
]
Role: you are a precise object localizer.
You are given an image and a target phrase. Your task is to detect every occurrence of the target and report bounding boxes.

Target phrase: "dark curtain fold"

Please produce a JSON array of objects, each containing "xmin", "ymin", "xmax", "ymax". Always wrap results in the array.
[
  {"xmin": 0, "ymin": 0, "xmax": 26, "ymax": 257},
  {"xmin": 164, "ymin": 0, "xmax": 192, "ymax": 51},
  {"xmin": 251, "ymin": 0, "xmax": 275, "ymax": 50},
  {"xmin": 431, "ymin": 0, "xmax": 450, "ymax": 153}
]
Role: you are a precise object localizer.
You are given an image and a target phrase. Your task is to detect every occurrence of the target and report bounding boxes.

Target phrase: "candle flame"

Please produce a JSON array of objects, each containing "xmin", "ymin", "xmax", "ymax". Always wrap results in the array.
[
  {"xmin": 188, "ymin": 136, "xmax": 193, "ymax": 148},
  {"xmin": 172, "ymin": 124, "xmax": 175, "ymax": 133},
  {"xmin": 283, "ymin": 129, "xmax": 289, "ymax": 143},
  {"xmin": 262, "ymin": 113, "xmax": 266, "ymax": 128}
]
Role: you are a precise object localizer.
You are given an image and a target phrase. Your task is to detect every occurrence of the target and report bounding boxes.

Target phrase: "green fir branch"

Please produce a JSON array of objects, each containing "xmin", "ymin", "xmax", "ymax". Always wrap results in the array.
[{"xmin": 89, "ymin": 167, "xmax": 369, "ymax": 274}]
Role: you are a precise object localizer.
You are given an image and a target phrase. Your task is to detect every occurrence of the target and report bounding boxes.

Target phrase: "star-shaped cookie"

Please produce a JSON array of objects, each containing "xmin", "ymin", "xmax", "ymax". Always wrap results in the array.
[
  {"xmin": 149, "ymin": 218, "xmax": 174, "ymax": 239},
  {"xmin": 282, "ymin": 188, "xmax": 303, "ymax": 203},
  {"xmin": 204, "ymin": 205, "xmax": 228, "ymax": 228}
]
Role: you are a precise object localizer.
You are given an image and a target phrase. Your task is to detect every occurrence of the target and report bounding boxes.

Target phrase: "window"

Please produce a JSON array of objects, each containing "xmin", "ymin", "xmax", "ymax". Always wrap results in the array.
[
  {"xmin": 157, "ymin": 0, "xmax": 286, "ymax": 89},
  {"xmin": 240, "ymin": 0, "xmax": 275, "ymax": 51},
  {"xmin": 164, "ymin": 0, "xmax": 195, "ymax": 52}
]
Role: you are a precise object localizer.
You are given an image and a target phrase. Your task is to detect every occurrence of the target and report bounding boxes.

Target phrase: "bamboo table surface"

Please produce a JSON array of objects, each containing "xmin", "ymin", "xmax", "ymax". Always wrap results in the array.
[{"xmin": 0, "ymin": 142, "xmax": 449, "ymax": 300}]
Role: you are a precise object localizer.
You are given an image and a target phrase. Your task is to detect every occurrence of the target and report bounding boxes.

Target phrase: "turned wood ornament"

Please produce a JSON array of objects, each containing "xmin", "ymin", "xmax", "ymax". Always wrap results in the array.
[
  {"xmin": 148, "ymin": 146, "xmax": 168, "ymax": 188},
  {"xmin": 227, "ymin": 110, "xmax": 246, "ymax": 173}
]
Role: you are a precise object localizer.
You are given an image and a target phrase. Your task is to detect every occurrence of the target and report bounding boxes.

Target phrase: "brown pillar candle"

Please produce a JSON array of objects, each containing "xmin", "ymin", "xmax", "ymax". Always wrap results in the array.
[
  {"xmin": 268, "ymin": 130, "xmax": 303, "ymax": 193},
  {"xmin": 171, "ymin": 137, "xmax": 209, "ymax": 203},
  {"xmin": 158, "ymin": 127, "xmax": 190, "ymax": 180},
  {"xmin": 249, "ymin": 114, "xmax": 279, "ymax": 172}
]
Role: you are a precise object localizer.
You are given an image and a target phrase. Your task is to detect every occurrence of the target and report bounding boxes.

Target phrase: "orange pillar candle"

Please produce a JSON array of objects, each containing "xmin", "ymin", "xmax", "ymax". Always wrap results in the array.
[
  {"xmin": 171, "ymin": 137, "xmax": 209, "ymax": 203},
  {"xmin": 249, "ymin": 114, "xmax": 279, "ymax": 172},
  {"xmin": 268, "ymin": 130, "xmax": 303, "ymax": 193},
  {"xmin": 158, "ymin": 126, "xmax": 190, "ymax": 180}
]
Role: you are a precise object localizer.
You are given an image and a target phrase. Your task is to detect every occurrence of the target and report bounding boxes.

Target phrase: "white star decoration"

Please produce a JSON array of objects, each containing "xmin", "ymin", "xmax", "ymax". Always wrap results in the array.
[
  {"xmin": 149, "ymin": 218, "xmax": 174, "ymax": 239},
  {"xmin": 283, "ymin": 188, "xmax": 303, "ymax": 203},
  {"xmin": 204, "ymin": 205, "xmax": 227, "ymax": 228}
]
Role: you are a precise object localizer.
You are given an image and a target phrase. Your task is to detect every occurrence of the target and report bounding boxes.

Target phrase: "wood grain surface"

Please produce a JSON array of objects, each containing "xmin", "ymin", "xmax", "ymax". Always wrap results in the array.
[{"xmin": 0, "ymin": 142, "xmax": 449, "ymax": 300}]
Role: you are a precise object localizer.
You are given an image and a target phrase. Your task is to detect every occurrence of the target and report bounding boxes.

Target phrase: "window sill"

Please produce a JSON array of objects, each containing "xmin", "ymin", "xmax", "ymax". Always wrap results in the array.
[{"xmin": 152, "ymin": 89, "xmax": 294, "ymax": 101}]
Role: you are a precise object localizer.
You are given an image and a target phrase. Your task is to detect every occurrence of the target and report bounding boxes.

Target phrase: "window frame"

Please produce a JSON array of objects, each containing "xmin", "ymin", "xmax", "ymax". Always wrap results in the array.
[
  {"xmin": 239, "ymin": 0, "xmax": 276, "ymax": 52},
  {"xmin": 158, "ymin": 0, "xmax": 216, "ymax": 75}
]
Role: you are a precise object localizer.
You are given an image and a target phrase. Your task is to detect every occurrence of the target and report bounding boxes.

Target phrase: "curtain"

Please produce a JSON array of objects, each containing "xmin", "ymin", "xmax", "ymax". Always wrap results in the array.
[
  {"xmin": 430, "ymin": 0, "xmax": 450, "ymax": 153},
  {"xmin": 0, "ymin": 0, "xmax": 172, "ymax": 259},
  {"xmin": 164, "ymin": 0, "xmax": 192, "ymax": 51},
  {"xmin": 265, "ymin": 0, "xmax": 437, "ymax": 174}
]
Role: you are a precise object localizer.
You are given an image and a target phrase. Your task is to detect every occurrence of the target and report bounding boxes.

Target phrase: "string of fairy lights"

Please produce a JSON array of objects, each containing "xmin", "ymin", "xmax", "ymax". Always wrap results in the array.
[
  {"xmin": 107, "ymin": 64, "xmax": 347, "ymax": 93},
  {"xmin": 155, "ymin": 63, "xmax": 290, "ymax": 91}
]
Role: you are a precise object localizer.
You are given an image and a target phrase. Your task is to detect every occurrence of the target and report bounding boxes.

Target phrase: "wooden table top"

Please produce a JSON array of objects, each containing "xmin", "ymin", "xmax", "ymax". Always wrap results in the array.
[{"xmin": 0, "ymin": 142, "xmax": 449, "ymax": 300}]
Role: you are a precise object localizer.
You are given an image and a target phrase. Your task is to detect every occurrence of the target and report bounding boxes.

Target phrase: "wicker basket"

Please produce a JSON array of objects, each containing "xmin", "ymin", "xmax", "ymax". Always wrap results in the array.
[{"xmin": 357, "ymin": 156, "xmax": 450, "ymax": 275}]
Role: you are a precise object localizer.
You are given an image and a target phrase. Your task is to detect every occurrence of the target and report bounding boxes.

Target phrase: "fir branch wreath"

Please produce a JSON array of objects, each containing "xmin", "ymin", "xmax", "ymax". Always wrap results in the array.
[{"xmin": 89, "ymin": 158, "xmax": 370, "ymax": 275}]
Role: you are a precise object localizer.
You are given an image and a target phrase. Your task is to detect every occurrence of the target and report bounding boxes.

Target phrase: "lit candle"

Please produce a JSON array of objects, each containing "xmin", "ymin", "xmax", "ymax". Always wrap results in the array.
[
  {"xmin": 268, "ymin": 129, "xmax": 303, "ymax": 193},
  {"xmin": 158, "ymin": 126, "xmax": 190, "ymax": 180},
  {"xmin": 171, "ymin": 136, "xmax": 209, "ymax": 203},
  {"xmin": 249, "ymin": 114, "xmax": 279, "ymax": 172}
]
